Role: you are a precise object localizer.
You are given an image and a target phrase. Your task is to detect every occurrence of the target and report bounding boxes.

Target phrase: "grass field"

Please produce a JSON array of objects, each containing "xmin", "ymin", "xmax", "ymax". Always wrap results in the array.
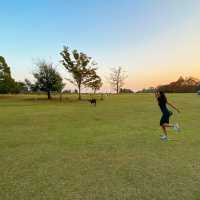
[{"xmin": 0, "ymin": 94, "xmax": 200, "ymax": 200}]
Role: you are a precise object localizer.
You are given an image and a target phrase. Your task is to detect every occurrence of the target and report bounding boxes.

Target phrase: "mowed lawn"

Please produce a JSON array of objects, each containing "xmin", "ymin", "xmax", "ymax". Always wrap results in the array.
[{"xmin": 0, "ymin": 94, "xmax": 200, "ymax": 200}]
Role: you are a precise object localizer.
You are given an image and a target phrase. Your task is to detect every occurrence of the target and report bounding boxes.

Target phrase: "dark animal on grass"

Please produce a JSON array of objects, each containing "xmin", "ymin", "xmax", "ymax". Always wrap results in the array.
[{"xmin": 89, "ymin": 99, "xmax": 97, "ymax": 106}]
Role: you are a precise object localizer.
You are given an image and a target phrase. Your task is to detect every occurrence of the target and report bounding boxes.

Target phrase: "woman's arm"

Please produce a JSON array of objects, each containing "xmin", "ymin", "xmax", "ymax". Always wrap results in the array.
[
  {"xmin": 154, "ymin": 90, "xmax": 159, "ymax": 99},
  {"xmin": 167, "ymin": 102, "xmax": 180, "ymax": 113}
]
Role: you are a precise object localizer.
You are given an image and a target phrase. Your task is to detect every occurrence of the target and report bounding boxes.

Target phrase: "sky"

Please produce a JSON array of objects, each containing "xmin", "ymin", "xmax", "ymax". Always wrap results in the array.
[{"xmin": 0, "ymin": 0, "xmax": 200, "ymax": 91}]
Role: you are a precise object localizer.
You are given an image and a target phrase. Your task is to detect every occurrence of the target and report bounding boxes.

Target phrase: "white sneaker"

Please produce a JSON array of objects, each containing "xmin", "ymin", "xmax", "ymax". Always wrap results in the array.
[
  {"xmin": 160, "ymin": 135, "xmax": 168, "ymax": 141},
  {"xmin": 173, "ymin": 123, "xmax": 180, "ymax": 133}
]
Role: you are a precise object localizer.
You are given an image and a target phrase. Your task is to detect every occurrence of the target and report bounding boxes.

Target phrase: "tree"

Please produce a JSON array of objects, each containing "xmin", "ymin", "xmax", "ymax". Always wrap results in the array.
[
  {"xmin": 120, "ymin": 88, "xmax": 134, "ymax": 93},
  {"xmin": 24, "ymin": 79, "xmax": 36, "ymax": 92},
  {"xmin": 0, "ymin": 56, "xmax": 12, "ymax": 80},
  {"xmin": 158, "ymin": 76, "xmax": 200, "ymax": 93},
  {"xmin": 0, "ymin": 56, "xmax": 16, "ymax": 94},
  {"xmin": 108, "ymin": 67, "xmax": 127, "ymax": 94},
  {"xmin": 85, "ymin": 70, "xmax": 103, "ymax": 93},
  {"xmin": 33, "ymin": 61, "xmax": 64, "ymax": 99},
  {"xmin": 14, "ymin": 81, "xmax": 29, "ymax": 93},
  {"xmin": 60, "ymin": 46, "xmax": 99, "ymax": 100},
  {"xmin": 197, "ymin": 84, "xmax": 200, "ymax": 92},
  {"xmin": 137, "ymin": 87, "xmax": 155, "ymax": 93}
]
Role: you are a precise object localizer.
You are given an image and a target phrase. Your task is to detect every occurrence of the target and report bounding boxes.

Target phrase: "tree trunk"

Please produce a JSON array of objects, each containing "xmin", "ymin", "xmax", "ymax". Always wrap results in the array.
[
  {"xmin": 60, "ymin": 92, "xmax": 62, "ymax": 102},
  {"xmin": 117, "ymin": 82, "xmax": 119, "ymax": 94},
  {"xmin": 47, "ymin": 91, "xmax": 51, "ymax": 100},
  {"xmin": 78, "ymin": 85, "xmax": 81, "ymax": 100}
]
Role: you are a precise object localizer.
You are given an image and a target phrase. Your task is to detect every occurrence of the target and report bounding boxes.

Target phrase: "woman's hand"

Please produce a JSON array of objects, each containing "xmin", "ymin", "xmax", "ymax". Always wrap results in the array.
[
  {"xmin": 154, "ymin": 89, "xmax": 159, "ymax": 98},
  {"xmin": 167, "ymin": 102, "xmax": 180, "ymax": 113}
]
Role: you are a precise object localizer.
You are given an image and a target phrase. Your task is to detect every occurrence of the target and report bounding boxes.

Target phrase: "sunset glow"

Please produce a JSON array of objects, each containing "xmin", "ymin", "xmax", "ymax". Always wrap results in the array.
[{"xmin": 0, "ymin": 0, "xmax": 200, "ymax": 91}]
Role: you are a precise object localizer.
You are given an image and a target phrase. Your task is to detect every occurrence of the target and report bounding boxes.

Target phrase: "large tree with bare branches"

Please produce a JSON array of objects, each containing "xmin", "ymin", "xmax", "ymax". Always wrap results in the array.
[{"xmin": 109, "ymin": 67, "xmax": 127, "ymax": 94}]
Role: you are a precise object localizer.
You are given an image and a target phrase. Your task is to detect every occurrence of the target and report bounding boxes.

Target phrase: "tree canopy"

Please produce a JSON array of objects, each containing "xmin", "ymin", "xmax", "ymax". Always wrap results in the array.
[
  {"xmin": 0, "ymin": 56, "xmax": 16, "ymax": 93},
  {"xmin": 33, "ymin": 61, "xmax": 64, "ymax": 99},
  {"xmin": 60, "ymin": 46, "xmax": 102, "ymax": 99},
  {"xmin": 85, "ymin": 70, "xmax": 103, "ymax": 93}
]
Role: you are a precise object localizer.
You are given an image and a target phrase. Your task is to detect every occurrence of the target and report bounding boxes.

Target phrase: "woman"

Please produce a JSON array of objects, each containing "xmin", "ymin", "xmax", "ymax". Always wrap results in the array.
[{"xmin": 155, "ymin": 90, "xmax": 180, "ymax": 141}]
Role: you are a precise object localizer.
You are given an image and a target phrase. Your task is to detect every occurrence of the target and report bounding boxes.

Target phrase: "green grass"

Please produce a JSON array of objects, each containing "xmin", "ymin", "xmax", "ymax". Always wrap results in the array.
[{"xmin": 0, "ymin": 94, "xmax": 200, "ymax": 200}]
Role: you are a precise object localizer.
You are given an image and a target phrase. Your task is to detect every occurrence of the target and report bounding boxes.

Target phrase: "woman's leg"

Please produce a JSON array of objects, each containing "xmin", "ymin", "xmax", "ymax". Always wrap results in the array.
[
  {"xmin": 160, "ymin": 116, "xmax": 172, "ymax": 139},
  {"xmin": 161, "ymin": 125, "xmax": 167, "ymax": 136},
  {"xmin": 162, "ymin": 123, "xmax": 174, "ymax": 128},
  {"xmin": 163, "ymin": 123, "xmax": 180, "ymax": 133}
]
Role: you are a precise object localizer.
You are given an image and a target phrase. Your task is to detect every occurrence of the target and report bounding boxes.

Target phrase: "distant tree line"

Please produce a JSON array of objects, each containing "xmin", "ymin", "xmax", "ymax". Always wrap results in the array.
[
  {"xmin": 120, "ymin": 88, "xmax": 134, "ymax": 93},
  {"xmin": 0, "ymin": 47, "xmax": 105, "ymax": 99},
  {"xmin": 158, "ymin": 76, "xmax": 200, "ymax": 93},
  {"xmin": 137, "ymin": 87, "xmax": 155, "ymax": 93},
  {"xmin": 4, "ymin": 49, "xmax": 199, "ymax": 97},
  {"xmin": 0, "ymin": 47, "xmax": 131, "ymax": 99},
  {"xmin": 138, "ymin": 77, "xmax": 200, "ymax": 93}
]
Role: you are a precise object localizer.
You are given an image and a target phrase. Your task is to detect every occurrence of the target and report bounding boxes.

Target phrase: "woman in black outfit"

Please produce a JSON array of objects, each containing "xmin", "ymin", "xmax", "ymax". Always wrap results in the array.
[{"xmin": 155, "ymin": 90, "xmax": 180, "ymax": 141}]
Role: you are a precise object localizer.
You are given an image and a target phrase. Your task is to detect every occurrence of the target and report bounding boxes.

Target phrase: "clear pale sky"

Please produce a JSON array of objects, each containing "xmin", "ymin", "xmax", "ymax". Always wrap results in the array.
[{"xmin": 0, "ymin": 0, "xmax": 200, "ymax": 91}]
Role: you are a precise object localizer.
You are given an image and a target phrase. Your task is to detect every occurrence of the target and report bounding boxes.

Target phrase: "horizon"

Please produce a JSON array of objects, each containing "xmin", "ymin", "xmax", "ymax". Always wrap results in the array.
[{"xmin": 1, "ymin": 0, "xmax": 200, "ymax": 91}]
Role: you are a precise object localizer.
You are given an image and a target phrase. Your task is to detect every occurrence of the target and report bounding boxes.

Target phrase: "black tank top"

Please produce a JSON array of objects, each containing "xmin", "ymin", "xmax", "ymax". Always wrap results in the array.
[{"xmin": 158, "ymin": 98, "xmax": 169, "ymax": 115}]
